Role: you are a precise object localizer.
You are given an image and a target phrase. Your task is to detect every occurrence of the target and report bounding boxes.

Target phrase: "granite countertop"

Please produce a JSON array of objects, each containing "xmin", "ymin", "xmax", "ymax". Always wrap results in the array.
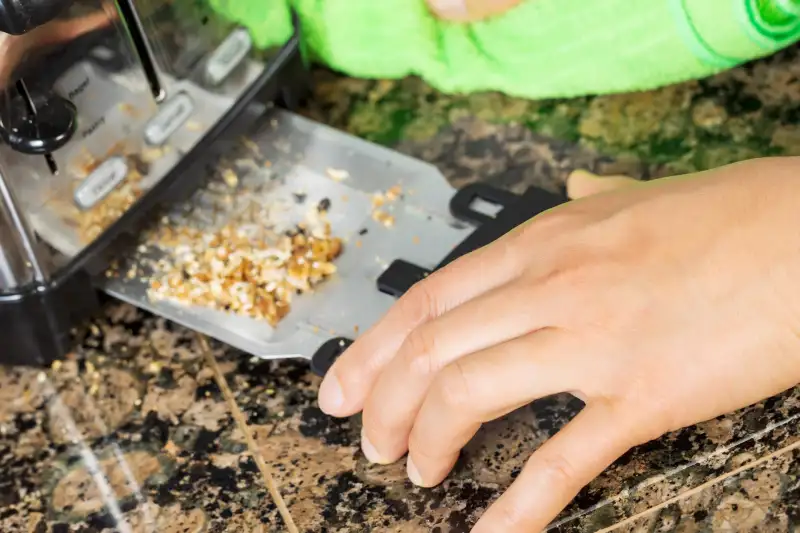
[{"xmin": 3, "ymin": 45, "xmax": 800, "ymax": 532}]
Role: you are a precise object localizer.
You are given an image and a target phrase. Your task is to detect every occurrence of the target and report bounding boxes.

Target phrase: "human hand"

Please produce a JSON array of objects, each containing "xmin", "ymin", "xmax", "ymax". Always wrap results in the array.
[
  {"xmin": 426, "ymin": 0, "xmax": 524, "ymax": 22},
  {"xmin": 318, "ymin": 158, "xmax": 800, "ymax": 532},
  {"xmin": 0, "ymin": 13, "xmax": 111, "ymax": 90}
]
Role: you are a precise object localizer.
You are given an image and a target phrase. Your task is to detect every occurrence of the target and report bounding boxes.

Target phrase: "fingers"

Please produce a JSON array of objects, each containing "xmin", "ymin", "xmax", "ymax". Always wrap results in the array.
[
  {"xmin": 473, "ymin": 404, "xmax": 635, "ymax": 533},
  {"xmin": 41, "ymin": 13, "xmax": 112, "ymax": 46},
  {"xmin": 406, "ymin": 328, "xmax": 588, "ymax": 486},
  {"xmin": 319, "ymin": 231, "xmax": 524, "ymax": 417},
  {"xmin": 426, "ymin": 0, "xmax": 524, "ymax": 22},
  {"xmin": 566, "ymin": 170, "xmax": 639, "ymax": 201},
  {"xmin": 360, "ymin": 281, "xmax": 571, "ymax": 464}
]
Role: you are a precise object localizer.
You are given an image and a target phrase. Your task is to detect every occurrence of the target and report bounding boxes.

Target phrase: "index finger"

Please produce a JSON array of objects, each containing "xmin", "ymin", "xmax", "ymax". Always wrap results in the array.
[{"xmin": 318, "ymin": 230, "xmax": 525, "ymax": 417}]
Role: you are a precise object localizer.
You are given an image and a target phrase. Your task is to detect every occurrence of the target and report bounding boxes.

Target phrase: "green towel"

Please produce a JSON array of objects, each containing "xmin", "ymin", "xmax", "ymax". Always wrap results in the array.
[{"xmin": 207, "ymin": 0, "xmax": 800, "ymax": 99}]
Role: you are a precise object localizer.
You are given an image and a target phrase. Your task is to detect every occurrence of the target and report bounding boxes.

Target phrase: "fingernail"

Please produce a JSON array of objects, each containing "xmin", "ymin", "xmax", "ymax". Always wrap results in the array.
[
  {"xmin": 361, "ymin": 429, "xmax": 386, "ymax": 464},
  {"xmin": 318, "ymin": 375, "xmax": 344, "ymax": 413},
  {"xmin": 407, "ymin": 456, "xmax": 424, "ymax": 486},
  {"xmin": 428, "ymin": 0, "xmax": 469, "ymax": 19}
]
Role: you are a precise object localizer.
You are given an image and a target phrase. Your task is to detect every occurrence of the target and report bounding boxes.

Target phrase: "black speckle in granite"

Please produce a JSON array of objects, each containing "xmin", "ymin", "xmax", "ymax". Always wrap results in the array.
[
  {"xmin": 86, "ymin": 510, "xmax": 121, "ymax": 530},
  {"xmin": 763, "ymin": 395, "xmax": 781, "ymax": 411},
  {"xmin": 693, "ymin": 510, "xmax": 708, "ymax": 522},
  {"xmin": 299, "ymin": 406, "xmax": 353, "ymax": 446},
  {"xmin": 14, "ymin": 414, "xmax": 37, "ymax": 433},
  {"xmin": 156, "ymin": 367, "xmax": 177, "ymax": 388},
  {"xmin": 195, "ymin": 381, "xmax": 222, "ymax": 400},
  {"xmin": 323, "ymin": 471, "xmax": 388, "ymax": 525},
  {"xmin": 154, "ymin": 478, "xmax": 178, "ymax": 506},
  {"xmin": 240, "ymin": 457, "xmax": 258, "ymax": 474},
  {"xmin": 285, "ymin": 362, "xmax": 312, "ymax": 383},
  {"xmin": 572, "ymin": 486, "xmax": 605, "ymax": 511},
  {"xmin": 208, "ymin": 465, "xmax": 239, "ymax": 493},
  {"xmin": 743, "ymin": 407, "xmax": 769, "ymax": 433},
  {"xmin": 445, "ymin": 482, "xmax": 497, "ymax": 532},
  {"xmin": 244, "ymin": 404, "xmax": 270, "ymax": 424},
  {"xmin": 139, "ymin": 411, "xmax": 171, "ymax": 446},
  {"xmin": 386, "ymin": 498, "xmax": 412, "ymax": 521},
  {"xmin": 51, "ymin": 524, "xmax": 69, "ymax": 533}
]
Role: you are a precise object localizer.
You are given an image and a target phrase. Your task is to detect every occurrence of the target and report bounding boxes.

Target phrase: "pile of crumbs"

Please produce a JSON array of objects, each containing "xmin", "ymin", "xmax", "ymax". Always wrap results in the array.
[
  {"xmin": 139, "ymin": 162, "xmax": 344, "ymax": 327},
  {"xmin": 371, "ymin": 185, "xmax": 403, "ymax": 228},
  {"xmin": 50, "ymin": 145, "xmax": 168, "ymax": 244}
]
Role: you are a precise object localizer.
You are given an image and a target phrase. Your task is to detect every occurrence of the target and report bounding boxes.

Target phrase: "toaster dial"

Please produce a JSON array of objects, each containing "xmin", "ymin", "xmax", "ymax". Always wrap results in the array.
[{"xmin": 0, "ymin": 86, "xmax": 77, "ymax": 156}]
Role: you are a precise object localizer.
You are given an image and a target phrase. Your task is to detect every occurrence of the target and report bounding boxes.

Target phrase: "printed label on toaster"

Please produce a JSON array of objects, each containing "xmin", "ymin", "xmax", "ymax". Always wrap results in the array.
[
  {"xmin": 144, "ymin": 92, "xmax": 194, "ymax": 146},
  {"xmin": 206, "ymin": 28, "xmax": 252, "ymax": 86},
  {"xmin": 74, "ymin": 157, "xmax": 129, "ymax": 210}
]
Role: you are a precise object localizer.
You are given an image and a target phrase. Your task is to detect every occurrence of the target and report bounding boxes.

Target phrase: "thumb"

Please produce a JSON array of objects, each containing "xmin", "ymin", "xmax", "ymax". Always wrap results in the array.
[
  {"xmin": 566, "ymin": 169, "xmax": 640, "ymax": 200},
  {"xmin": 426, "ymin": 0, "xmax": 524, "ymax": 22}
]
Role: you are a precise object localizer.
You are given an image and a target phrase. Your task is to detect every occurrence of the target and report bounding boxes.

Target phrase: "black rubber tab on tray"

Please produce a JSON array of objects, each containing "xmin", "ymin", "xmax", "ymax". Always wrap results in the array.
[
  {"xmin": 377, "ymin": 259, "xmax": 431, "ymax": 298},
  {"xmin": 449, "ymin": 182, "xmax": 519, "ymax": 226},
  {"xmin": 310, "ymin": 337, "xmax": 354, "ymax": 377}
]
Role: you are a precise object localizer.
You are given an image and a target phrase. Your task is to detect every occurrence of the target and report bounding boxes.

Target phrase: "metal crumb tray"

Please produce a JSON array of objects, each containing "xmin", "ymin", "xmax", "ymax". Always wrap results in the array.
[{"xmin": 101, "ymin": 109, "xmax": 475, "ymax": 363}]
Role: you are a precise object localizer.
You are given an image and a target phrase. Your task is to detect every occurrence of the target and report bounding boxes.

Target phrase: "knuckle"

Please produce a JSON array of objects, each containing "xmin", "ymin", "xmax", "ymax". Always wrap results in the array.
[
  {"xmin": 399, "ymin": 280, "xmax": 440, "ymax": 325},
  {"xmin": 361, "ymin": 404, "xmax": 395, "ymax": 436},
  {"xmin": 537, "ymin": 453, "xmax": 579, "ymax": 490},
  {"xmin": 495, "ymin": 500, "xmax": 536, "ymax": 528},
  {"xmin": 436, "ymin": 361, "xmax": 473, "ymax": 410},
  {"xmin": 402, "ymin": 327, "xmax": 439, "ymax": 377}
]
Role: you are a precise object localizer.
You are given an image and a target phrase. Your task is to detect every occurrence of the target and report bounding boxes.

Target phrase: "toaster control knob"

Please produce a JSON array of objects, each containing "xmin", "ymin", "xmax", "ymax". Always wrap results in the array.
[
  {"xmin": 0, "ymin": 92, "xmax": 77, "ymax": 155},
  {"xmin": 0, "ymin": 0, "xmax": 71, "ymax": 35}
]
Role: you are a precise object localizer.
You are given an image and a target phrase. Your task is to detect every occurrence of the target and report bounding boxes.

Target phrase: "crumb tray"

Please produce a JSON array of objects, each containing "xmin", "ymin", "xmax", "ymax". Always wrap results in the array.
[{"xmin": 102, "ymin": 110, "xmax": 567, "ymax": 375}]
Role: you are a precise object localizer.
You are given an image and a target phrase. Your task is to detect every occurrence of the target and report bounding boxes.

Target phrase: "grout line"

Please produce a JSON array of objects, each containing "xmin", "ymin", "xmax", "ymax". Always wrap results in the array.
[
  {"xmin": 197, "ymin": 334, "xmax": 299, "ymax": 533},
  {"xmin": 595, "ymin": 436, "xmax": 800, "ymax": 532}
]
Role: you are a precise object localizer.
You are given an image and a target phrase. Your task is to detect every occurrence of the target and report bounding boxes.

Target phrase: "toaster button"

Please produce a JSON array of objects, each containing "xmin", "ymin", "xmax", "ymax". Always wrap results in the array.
[
  {"xmin": 144, "ymin": 92, "xmax": 194, "ymax": 146},
  {"xmin": 205, "ymin": 28, "xmax": 252, "ymax": 86},
  {"xmin": 74, "ymin": 157, "xmax": 129, "ymax": 210}
]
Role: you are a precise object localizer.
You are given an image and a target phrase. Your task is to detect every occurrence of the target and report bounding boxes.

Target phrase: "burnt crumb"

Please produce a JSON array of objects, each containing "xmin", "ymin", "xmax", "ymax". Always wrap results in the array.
[
  {"xmin": 358, "ymin": 228, "xmax": 368, "ymax": 235},
  {"xmin": 317, "ymin": 197, "xmax": 332, "ymax": 212},
  {"xmin": 293, "ymin": 192, "xmax": 307, "ymax": 203},
  {"xmin": 299, "ymin": 406, "xmax": 354, "ymax": 446}
]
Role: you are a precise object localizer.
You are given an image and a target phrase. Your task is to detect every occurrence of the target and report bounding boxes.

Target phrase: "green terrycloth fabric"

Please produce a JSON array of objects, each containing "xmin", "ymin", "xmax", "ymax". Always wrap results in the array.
[{"xmin": 207, "ymin": 0, "xmax": 800, "ymax": 99}]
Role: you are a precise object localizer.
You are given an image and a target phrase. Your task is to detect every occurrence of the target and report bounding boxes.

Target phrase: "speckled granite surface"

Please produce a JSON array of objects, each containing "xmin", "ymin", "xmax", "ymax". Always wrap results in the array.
[{"xmin": 4, "ymin": 46, "xmax": 800, "ymax": 532}]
